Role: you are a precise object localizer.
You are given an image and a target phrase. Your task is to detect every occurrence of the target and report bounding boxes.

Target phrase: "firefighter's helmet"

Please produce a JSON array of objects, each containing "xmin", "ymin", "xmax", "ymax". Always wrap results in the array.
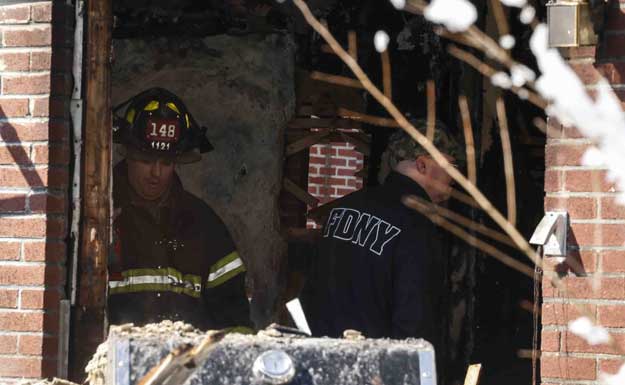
[{"xmin": 113, "ymin": 87, "xmax": 213, "ymax": 163}]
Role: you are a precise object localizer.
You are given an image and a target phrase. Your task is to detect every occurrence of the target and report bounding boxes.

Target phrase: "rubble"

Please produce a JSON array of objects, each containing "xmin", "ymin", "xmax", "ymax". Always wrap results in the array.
[
  {"xmin": 87, "ymin": 321, "xmax": 435, "ymax": 385},
  {"xmin": 14, "ymin": 380, "xmax": 78, "ymax": 385}
]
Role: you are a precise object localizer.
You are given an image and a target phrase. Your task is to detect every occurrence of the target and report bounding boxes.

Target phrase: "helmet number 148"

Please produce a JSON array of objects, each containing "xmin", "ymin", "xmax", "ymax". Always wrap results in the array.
[{"xmin": 150, "ymin": 122, "xmax": 177, "ymax": 138}]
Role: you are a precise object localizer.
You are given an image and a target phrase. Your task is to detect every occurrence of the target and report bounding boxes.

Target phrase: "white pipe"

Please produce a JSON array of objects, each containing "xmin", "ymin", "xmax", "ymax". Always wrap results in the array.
[
  {"xmin": 59, "ymin": 0, "xmax": 84, "ymax": 378},
  {"xmin": 69, "ymin": 0, "xmax": 84, "ymax": 306}
]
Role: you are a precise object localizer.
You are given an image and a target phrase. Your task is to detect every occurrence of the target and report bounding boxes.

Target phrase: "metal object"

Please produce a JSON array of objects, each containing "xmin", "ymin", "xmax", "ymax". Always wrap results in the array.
[
  {"xmin": 104, "ymin": 328, "xmax": 437, "ymax": 385},
  {"xmin": 108, "ymin": 338, "xmax": 130, "ymax": 385},
  {"xmin": 417, "ymin": 345, "xmax": 437, "ymax": 385},
  {"xmin": 285, "ymin": 298, "xmax": 311, "ymax": 336},
  {"xmin": 57, "ymin": 300, "xmax": 71, "ymax": 379},
  {"xmin": 252, "ymin": 350, "xmax": 296, "ymax": 384},
  {"xmin": 69, "ymin": 0, "xmax": 85, "ymax": 305},
  {"xmin": 546, "ymin": 0, "xmax": 598, "ymax": 47},
  {"xmin": 529, "ymin": 211, "xmax": 568, "ymax": 260}
]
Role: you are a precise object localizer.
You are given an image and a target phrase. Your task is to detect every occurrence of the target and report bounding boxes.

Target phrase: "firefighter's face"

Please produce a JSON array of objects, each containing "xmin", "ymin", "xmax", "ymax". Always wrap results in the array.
[
  {"xmin": 127, "ymin": 157, "xmax": 175, "ymax": 201},
  {"xmin": 417, "ymin": 154, "xmax": 456, "ymax": 203}
]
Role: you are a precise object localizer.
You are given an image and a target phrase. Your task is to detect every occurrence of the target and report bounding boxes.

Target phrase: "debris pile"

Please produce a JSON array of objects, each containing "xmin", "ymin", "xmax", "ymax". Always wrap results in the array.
[
  {"xmin": 16, "ymin": 379, "xmax": 78, "ymax": 385},
  {"xmin": 85, "ymin": 321, "xmax": 434, "ymax": 385},
  {"xmin": 86, "ymin": 321, "xmax": 204, "ymax": 384}
]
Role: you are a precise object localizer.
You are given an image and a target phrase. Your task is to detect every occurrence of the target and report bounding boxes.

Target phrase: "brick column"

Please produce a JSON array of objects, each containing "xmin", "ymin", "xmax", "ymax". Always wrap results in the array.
[
  {"xmin": 0, "ymin": 1, "xmax": 72, "ymax": 381},
  {"xmin": 307, "ymin": 142, "xmax": 364, "ymax": 227},
  {"xmin": 541, "ymin": 6, "xmax": 625, "ymax": 384}
]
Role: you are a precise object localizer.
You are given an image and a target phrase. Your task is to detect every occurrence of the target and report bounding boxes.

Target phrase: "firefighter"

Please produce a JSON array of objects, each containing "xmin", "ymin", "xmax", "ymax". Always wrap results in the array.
[
  {"xmin": 301, "ymin": 119, "xmax": 463, "ymax": 344},
  {"xmin": 108, "ymin": 87, "xmax": 252, "ymax": 332}
]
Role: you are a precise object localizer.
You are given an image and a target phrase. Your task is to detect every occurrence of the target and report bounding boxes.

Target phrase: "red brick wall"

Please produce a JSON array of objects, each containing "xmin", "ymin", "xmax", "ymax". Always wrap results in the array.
[
  {"xmin": 307, "ymin": 142, "xmax": 364, "ymax": 228},
  {"xmin": 0, "ymin": 1, "xmax": 72, "ymax": 381},
  {"xmin": 541, "ymin": 6, "xmax": 625, "ymax": 383}
]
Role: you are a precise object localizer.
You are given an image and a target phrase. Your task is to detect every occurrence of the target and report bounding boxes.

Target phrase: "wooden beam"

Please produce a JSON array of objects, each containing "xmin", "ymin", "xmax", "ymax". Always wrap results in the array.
[
  {"xmin": 285, "ymin": 131, "xmax": 331, "ymax": 157},
  {"xmin": 322, "ymin": 131, "xmax": 371, "ymax": 144},
  {"xmin": 283, "ymin": 178, "xmax": 319, "ymax": 208},
  {"xmin": 296, "ymin": 104, "xmax": 337, "ymax": 117},
  {"xmin": 340, "ymin": 132, "xmax": 371, "ymax": 156},
  {"xmin": 70, "ymin": 0, "xmax": 112, "ymax": 381},
  {"xmin": 310, "ymin": 71, "xmax": 364, "ymax": 90},
  {"xmin": 287, "ymin": 118, "xmax": 360, "ymax": 130},
  {"xmin": 337, "ymin": 107, "xmax": 400, "ymax": 128}
]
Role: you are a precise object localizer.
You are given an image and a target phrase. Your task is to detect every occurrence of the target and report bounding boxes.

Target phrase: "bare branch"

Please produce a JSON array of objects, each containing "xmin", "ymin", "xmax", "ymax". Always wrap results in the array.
[
  {"xmin": 292, "ymin": 0, "xmax": 625, "ymax": 358},
  {"xmin": 488, "ymin": 0, "xmax": 510, "ymax": 40},
  {"xmin": 292, "ymin": 0, "xmax": 542, "ymax": 270},
  {"xmin": 458, "ymin": 95, "xmax": 477, "ymax": 184},
  {"xmin": 403, "ymin": 196, "xmax": 535, "ymax": 277},
  {"xmin": 447, "ymin": 45, "xmax": 548, "ymax": 109},
  {"xmin": 406, "ymin": 195, "xmax": 515, "ymax": 247},
  {"xmin": 450, "ymin": 189, "xmax": 481, "ymax": 208},
  {"xmin": 496, "ymin": 97, "xmax": 517, "ymax": 227}
]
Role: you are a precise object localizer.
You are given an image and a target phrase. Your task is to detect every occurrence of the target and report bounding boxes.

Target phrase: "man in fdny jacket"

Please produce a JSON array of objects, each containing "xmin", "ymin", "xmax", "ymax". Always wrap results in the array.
[{"xmin": 301, "ymin": 119, "xmax": 463, "ymax": 348}]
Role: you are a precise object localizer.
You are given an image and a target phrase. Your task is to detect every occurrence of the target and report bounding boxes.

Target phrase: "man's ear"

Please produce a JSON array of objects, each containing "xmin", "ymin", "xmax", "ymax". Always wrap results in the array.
[{"xmin": 415, "ymin": 156, "xmax": 427, "ymax": 174}]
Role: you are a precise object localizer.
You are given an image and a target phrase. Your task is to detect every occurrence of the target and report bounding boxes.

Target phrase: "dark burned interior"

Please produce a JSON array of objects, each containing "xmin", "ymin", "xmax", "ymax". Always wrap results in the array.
[{"xmin": 106, "ymin": 1, "xmax": 547, "ymax": 384}]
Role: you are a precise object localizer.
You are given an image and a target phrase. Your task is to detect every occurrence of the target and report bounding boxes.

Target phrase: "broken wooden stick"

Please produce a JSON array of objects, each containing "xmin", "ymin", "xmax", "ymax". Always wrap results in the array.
[
  {"xmin": 138, "ymin": 330, "xmax": 227, "ymax": 385},
  {"xmin": 464, "ymin": 363, "xmax": 482, "ymax": 385}
]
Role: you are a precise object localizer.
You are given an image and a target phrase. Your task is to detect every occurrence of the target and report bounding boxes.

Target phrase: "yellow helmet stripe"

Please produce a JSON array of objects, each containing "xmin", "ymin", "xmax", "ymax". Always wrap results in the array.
[
  {"xmin": 126, "ymin": 108, "xmax": 136, "ymax": 124},
  {"xmin": 144, "ymin": 100, "xmax": 159, "ymax": 111},
  {"xmin": 166, "ymin": 102, "xmax": 180, "ymax": 114}
]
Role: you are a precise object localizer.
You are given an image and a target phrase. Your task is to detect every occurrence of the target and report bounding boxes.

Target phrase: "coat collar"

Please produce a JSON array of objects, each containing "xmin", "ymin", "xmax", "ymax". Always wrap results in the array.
[{"xmin": 383, "ymin": 171, "xmax": 431, "ymax": 202}]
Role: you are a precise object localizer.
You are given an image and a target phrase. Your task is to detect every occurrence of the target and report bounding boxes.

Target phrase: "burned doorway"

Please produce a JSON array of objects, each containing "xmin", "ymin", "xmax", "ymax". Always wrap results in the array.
[{"xmin": 72, "ymin": 0, "xmax": 545, "ymax": 383}]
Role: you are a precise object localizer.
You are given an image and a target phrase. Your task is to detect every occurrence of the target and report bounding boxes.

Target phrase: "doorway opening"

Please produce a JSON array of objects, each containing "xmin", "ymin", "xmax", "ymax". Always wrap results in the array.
[{"xmin": 72, "ymin": 2, "xmax": 546, "ymax": 384}]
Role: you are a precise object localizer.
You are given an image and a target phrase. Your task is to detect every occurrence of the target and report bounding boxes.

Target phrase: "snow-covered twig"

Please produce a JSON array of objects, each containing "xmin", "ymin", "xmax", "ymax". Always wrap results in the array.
[
  {"xmin": 569, "ymin": 317, "xmax": 611, "ymax": 346},
  {"xmin": 446, "ymin": 45, "xmax": 546, "ymax": 108},
  {"xmin": 495, "ymin": 98, "xmax": 516, "ymax": 227},
  {"xmin": 530, "ymin": 24, "xmax": 625, "ymax": 204},
  {"xmin": 601, "ymin": 363, "xmax": 625, "ymax": 385}
]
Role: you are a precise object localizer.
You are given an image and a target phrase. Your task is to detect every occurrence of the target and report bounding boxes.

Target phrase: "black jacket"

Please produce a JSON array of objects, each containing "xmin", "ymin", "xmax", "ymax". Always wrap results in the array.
[
  {"xmin": 301, "ymin": 172, "xmax": 444, "ymax": 345},
  {"xmin": 108, "ymin": 161, "xmax": 252, "ymax": 331}
]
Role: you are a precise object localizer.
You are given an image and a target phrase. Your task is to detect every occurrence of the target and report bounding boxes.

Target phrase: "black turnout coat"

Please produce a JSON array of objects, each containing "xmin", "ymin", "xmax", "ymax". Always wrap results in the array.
[{"xmin": 108, "ymin": 161, "xmax": 252, "ymax": 331}]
